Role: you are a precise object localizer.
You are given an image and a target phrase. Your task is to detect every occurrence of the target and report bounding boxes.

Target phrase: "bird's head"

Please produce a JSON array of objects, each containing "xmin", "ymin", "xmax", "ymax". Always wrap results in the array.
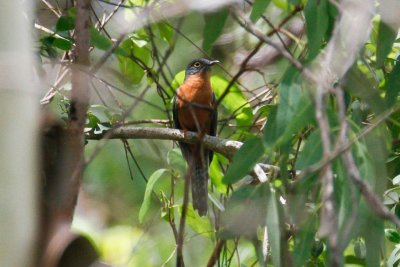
[{"xmin": 184, "ymin": 58, "xmax": 219, "ymax": 80}]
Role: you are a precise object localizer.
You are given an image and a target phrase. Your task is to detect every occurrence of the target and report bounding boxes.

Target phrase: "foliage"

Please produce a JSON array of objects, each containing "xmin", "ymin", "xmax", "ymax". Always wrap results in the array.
[{"xmin": 37, "ymin": 0, "xmax": 400, "ymax": 266}]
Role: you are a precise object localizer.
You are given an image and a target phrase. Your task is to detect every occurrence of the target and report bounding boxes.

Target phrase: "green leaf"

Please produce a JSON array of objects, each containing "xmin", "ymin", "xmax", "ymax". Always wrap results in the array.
[
  {"xmin": 89, "ymin": 104, "xmax": 110, "ymax": 122},
  {"xmin": 275, "ymin": 95, "xmax": 315, "ymax": 147},
  {"xmin": 86, "ymin": 112, "xmax": 100, "ymax": 128},
  {"xmin": 203, "ymin": 9, "xmax": 229, "ymax": 52},
  {"xmin": 41, "ymin": 35, "xmax": 73, "ymax": 51},
  {"xmin": 311, "ymin": 240, "xmax": 324, "ymax": 258},
  {"xmin": 266, "ymin": 189, "xmax": 281, "ymax": 267},
  {"xmin": 118, "ymin": 57, "xmax": 145, "ymax": 84},
  {"xmin": 90, "ymin": 28, "xmax": 126, "ymax": 56},
  {"xmin": 359, "ymin": 125, "xmax": 390, "ymax": 191},
  {"xmin": 139, "ymin": 169, "xmax": 169, "ymax": 223},
  {"xmin": 117, "ymin": 38, "xmax": 150, "ymax": 85},
  {"xmin": 127, "ymin": 32, "xmax": 149, "ymax": 48},
  {"xmin": 211, "ymin": 76, "xmax": 253, "ymax": 126},
  {"xmin": 223, "ymin": 137, "xmax": 264, "ymax": 184},
  {"xmin": 296, "ymin": 130, "xmax": 322, "ymax": 170},
  {"xmin": 276, "ymin": 66, "xmax": 302, "ymax": 137},
  {"xmin": 293, "ymin": 214, "xmax": 318, "ymax": 266},
  {"xmin": 178, "ymin": 204, "xmax": 214, "ymax": 237},
  {"xmin": 305, "ymin": 0, "xmax": 329, "ymax": 60},
  {"xmin": 157, "ymin": 22, "xmax": 173, "ymax": 44},
  {"xmin": 263, "ymin": 105, "xmax": 278, "ymax": 147},
  {"xmin": 90, "ymin": 27, "xmax": 113, "ymax": 50},
  {"xmin": 272, "ymin": 0, "xmax": 288, "ymax": 10},
  {"xmin": 250, "ymin": 0, "xmax": 271, "ymax": 22},
  {"xmin": 345, "ymin": 66, "xmax": 385, "ymax": 115},
  {"xmin": 363, "ymin": 212, "xmax": 384, "ymax": 267},
  {"xmin": 386, "ymin": 229, "xmax": 400, "ymax": 244},
  {"xmin": 53, "ymin": 37, "xmax": 73, "ymax": 51},
  {"xmin": 210, "ymin": 155, "xmax": 228, "ymax": 193},
  {"xmin": 56, "ymin": 16, "xmax": 75, "ymax": 32},
  {"xmin": 41, "ymin": 36, "xmax": 56, "ymax": 46},
  {"xmin": 219, "ymin": 185, "xmax": 267, "ymax": 239},
  {"xmin": 345, "ymin": 255, "xmax": 366, "ymax": 265},
  {"xmin": 171, "ymin": 70, "xmax": 185, "ymax": 89},
  {"xmin": 385, "ymin": 59, "xmax": 400, "ymax": 107},
  {"xmin": 288, "ymin": 0, "xmax": 301, "ymax": 4},
  {"xmin": 336, "ymin": 159, "xmax": 361, "ymax": 247},
  {"xmin": 376, "ymin": 21, "xmax": 397, "ymax": 67},
  {"xmin": 67, "ymin": 7, "xmax": 77, "ymax": 18}
]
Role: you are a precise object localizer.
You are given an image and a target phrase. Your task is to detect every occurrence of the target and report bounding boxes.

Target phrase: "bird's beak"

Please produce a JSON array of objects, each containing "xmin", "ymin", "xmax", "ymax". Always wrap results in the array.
[{"xmin": 208, "ymin": 60, "xmax": 219, "ymax": 66}]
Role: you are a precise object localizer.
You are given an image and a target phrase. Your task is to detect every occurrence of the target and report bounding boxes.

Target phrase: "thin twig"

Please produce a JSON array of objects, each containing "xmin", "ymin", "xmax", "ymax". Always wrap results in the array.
[
  {"xmin": 168, "ymin": 175, "xmax": 179, "ymax": 242},
  {"xmin": 334, "ymin": 84, "xmax": 359, "ymax": 247},
  {"xmin": 42, "ymin": 0, "xmax": 61, "ymax": 17},
  {"xmin": 34, "ymin": 23, "xmax": 73, "ymax": 44},
  {"xmin": 176, "ymin": 170, "xmax": 191, "ymax": 267},
  {"xmin": 230, "ymin": 8, "xmax": 308, "ymax": 75},
  {"xmin": 97, "ymin": 0, "xmax": 126, "ymax": 31},
  {"xmin": 314, "ymin": 87, "xmax": 339, "ymax": 266},
  {"xmin": 122, "ymin": 139, "xmax": 135, "ymax": 181},
  {"xmin": 122, "ymin": 139, "xmax": 148, "ymax": 182}
]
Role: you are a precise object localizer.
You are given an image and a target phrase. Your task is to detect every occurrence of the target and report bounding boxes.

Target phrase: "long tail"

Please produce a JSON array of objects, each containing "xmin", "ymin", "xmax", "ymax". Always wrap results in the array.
[{"xmin": 191, "ymin": 160, "xmax": 209, "ymax": 216}]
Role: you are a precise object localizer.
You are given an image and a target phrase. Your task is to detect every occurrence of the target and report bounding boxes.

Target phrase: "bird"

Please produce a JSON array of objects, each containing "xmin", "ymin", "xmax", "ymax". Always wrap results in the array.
[{"xmin": 172, "ymin": 58, "xmax": 219, "ymax": 216}]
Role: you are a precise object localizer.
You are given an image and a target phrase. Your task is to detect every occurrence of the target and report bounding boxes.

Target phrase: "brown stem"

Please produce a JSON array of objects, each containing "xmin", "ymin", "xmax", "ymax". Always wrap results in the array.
[
  {"xmin": 207, "ymin": 240, "xmax": 226, "ymax": 267},
  {"xmin": 176, "ymin": 171, "xmax": 191, "ymax": 267}
]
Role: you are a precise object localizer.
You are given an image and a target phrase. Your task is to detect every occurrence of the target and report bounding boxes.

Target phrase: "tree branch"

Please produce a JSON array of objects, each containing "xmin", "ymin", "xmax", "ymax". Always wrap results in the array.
[
  {"xmin": 64, "ymin": 0, "xmax": 91, "ymax": 221},
  {"xmin": 86, "ymin": 126, "xmax": 243, "ymax": 159}
]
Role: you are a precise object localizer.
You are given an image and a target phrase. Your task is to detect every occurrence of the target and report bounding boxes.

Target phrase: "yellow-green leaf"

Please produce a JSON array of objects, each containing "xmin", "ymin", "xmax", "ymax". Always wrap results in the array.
[
  {"xmin": 223, "ymin": 137, "xmax": 264, "ymax": 184},
  {"xmin": 139, "ymin": 169, "xmax": 169, "ymax": 223},
  {"xmin": 250, "ymin": 0, "xmax": 271, "ymax": 22},
  {"xmin": 203, "ymin": 9, "xmax": 229, "ymax": 52}
]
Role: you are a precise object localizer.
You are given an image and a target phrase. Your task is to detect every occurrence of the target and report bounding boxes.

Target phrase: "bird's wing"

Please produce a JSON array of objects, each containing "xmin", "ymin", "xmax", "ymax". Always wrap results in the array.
[
  {"xmin": 173, "ymin": 88, "xmax": 190, "ymax": 161},
  {"xmin": 172, "ymin": 88, "xmax": 181, "ymax": 130}
]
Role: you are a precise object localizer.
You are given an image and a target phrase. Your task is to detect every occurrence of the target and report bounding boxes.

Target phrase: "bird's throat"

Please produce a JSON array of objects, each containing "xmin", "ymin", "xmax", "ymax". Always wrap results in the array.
[{"xmin": 180, "ymin": 72, "xmax": 212, "ymax": 104}]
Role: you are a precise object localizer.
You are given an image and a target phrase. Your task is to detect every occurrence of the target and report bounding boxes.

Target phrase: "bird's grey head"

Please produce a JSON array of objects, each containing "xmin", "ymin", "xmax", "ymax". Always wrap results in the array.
[{"xmin": 185, "ymin": 58, "xmax": 219, "ymax": 79}]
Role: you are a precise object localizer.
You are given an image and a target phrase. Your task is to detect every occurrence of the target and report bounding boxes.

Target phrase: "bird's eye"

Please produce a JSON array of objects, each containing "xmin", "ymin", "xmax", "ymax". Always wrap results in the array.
[{"xmin": 193, "ymin": 62, "xmax": 202, "ymax": 68}]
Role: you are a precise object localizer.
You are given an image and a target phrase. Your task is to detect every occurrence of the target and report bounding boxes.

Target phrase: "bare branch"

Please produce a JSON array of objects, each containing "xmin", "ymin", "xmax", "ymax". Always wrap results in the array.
[
  {"xmin": 230, "ymin": 7, "xmax": 307, "ymax": 75},
  {"xmin": 314, "ymin": 87, "xmax": 339, "ymax": 266},
  {"xmin": 86, "ymin": 126, "xmax": 243, "ymax": 159}
]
